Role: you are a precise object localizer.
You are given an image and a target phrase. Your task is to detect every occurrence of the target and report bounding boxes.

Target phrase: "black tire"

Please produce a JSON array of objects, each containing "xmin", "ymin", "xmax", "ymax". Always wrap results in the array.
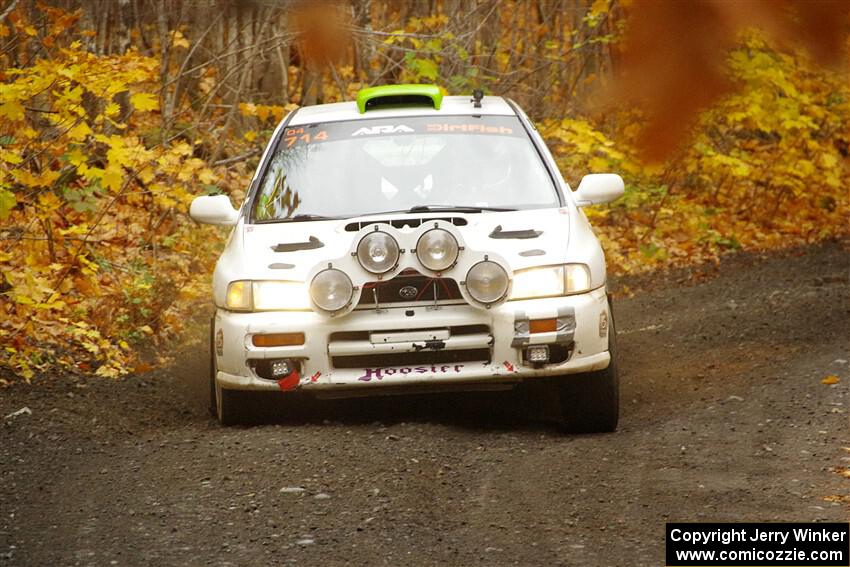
[
  {"xmin": 557, "ymin": 303, "xmax": 619, "ymax": 433},
  {"xmin": 208, "ymin": 317, "xmax": 217, "ymax": 417},
  {"xmin": 209, "ymin": 317, "xmax": 252, "ymax": 426},
  {"xmin": 215, "ymin": 380, "xmax": 250, "ymax": 426}
]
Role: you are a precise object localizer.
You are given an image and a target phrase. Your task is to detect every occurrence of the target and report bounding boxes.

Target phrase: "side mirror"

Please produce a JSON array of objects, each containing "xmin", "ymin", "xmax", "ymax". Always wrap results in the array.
[
  {"xmin": 190, "ymin": 195, "xmax": 239, "ymax": 226},
  {"xmin": 573, "ymin": 174, "xmax": 624, "ymax": 207}
]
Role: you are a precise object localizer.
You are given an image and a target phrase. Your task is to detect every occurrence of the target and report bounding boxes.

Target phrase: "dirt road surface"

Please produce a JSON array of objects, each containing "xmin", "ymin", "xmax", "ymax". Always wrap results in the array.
[{"xmin": 2, "ymin": 242, "xmax": 848, "ymax": 566}]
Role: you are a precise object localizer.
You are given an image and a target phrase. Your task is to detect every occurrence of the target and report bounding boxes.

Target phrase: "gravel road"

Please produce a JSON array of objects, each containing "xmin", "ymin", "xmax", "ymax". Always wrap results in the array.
[{"xmin": 1, "ymin": 241, "xmax": 848, "ymax": 566}]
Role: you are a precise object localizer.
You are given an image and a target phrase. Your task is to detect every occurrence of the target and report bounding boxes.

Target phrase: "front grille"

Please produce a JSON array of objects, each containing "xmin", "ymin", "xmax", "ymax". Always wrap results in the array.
[
  {"xmin": 357, "ymin": 269, "xmax": 463, "ymax": 308},
  {"xmin": 448, "ymin": 324, "xmax": 489, "ymax": 336},
  {"xmin": 331, "ymin": 348, "xmax": 491, "ymax": 369},
  {"xmin": 328, "ymin": 324, "xmax": 493, "ymax": 370},
  {"xmin": 328, "ymin": 324, "xmax": 490, "ymax": 343}
]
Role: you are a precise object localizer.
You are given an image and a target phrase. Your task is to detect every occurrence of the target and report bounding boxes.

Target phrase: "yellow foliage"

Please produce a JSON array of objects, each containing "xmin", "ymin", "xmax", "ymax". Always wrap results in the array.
[
  {"xmin": 0, "ymin": 7, "xmax": 251, "ymax": 380},
  {"xmin": 0, "ymin": 6, "xmax": 847, "ymax": 382},
  {"xmin": 543, "ymin": 33, "xmax": 848, "ymax": 276},
  {"xmin": 130, "ymin": 92, "xmax": 159, "ymax": 112}
]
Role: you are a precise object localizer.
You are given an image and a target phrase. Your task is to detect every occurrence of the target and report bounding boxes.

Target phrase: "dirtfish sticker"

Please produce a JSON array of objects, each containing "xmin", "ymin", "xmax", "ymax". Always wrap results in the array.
[{"xmin": 358, "ymin": 364, "xmax": 464, "ymax": 382}]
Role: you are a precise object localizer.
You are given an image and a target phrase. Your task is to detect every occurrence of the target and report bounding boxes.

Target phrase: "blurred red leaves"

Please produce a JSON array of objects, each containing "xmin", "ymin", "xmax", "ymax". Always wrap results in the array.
[
  {"xmin": 291, "ymin": 0, "xmax": 351, "ymax": 65},
  {"xmin": 616, "ymin": 0, "xmax": 850, "ymax": 162}
]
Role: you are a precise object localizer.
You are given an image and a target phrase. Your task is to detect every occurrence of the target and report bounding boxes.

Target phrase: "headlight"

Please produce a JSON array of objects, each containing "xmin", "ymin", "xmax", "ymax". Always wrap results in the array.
[
  {"xmin": 309, "ymin": 268, "xmax": 354, "ymax": 312},
  {"xmin": 357, "ymin": 231, "xmax": 399, "ymax": 274},
  {"xmin": 565, "ymin": 264, "xmax": 591, "ymax": 293},
  {"xmin": 225, "ymin": 280, "xmax": 310, "ymax": 311},
  {"xmin": 465, "ymin": 261, "xmax": 509, "ymax": 304},
  {"xmin": 253, "ymin": 281, "xmax": 311, "ymax": 310},
  {"xmin": 509, "ymin": 264, "xmax": 591, "ymax": 300},
  {"xmin": 226, "ymin": 280, "xmax": 252, "ymax": 311},
  {"xmin": 416, "ymin": 228, "xmax": 459, "ymax": 271}
]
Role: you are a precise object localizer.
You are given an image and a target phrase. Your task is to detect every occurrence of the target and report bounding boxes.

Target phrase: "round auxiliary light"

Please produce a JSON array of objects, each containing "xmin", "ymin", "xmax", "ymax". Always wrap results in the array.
[
  {"xmin": 415, "ymin": 228, "xmax": 459, "ymax": 272},
  {"xmin": 309, "ymin": 269, "xmax": 354, "ymax": 312},
  {"xmin": 465, "ymin": 261, "xmax": 509, "ymax": 305},
  {"xmin": 357, "ymin": 231, "xmax": 400, "ymax": 274}
]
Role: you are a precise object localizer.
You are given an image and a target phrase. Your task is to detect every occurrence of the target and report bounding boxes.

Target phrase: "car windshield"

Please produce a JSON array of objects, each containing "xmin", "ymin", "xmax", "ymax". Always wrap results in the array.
[{"xmin": 251, "ymin": 115, "xmax": 558, "ymax": 222}]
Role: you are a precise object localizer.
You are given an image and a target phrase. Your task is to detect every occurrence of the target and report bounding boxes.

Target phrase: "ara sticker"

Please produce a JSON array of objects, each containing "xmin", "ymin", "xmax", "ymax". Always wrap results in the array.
[
  {"xmin": 351, "ymin": 124, "xmax": 414, "ymax": 136},
  {"xmin": 310, "ymin": 371, "xmax": 322, "ymax": 383},
  {"xmin": 503, "ymin": 361, "xmax": 516, "ymax": 372}
]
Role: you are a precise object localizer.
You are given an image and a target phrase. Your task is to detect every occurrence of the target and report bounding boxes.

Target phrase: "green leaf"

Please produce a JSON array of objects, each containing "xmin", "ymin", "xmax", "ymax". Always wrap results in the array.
[
  {"xmin": 0, "ymin": 188, "xmax": 16, "ymax": 220},
  {"xmin": 414, "ymin": 58, "xmax": 439, "ymax": 81}
]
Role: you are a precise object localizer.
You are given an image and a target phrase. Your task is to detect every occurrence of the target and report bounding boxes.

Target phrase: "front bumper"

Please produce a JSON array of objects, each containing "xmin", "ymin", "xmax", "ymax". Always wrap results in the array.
[{"xmin": 214, "ymin": 286, "xmax": 611, "ymax": 397}]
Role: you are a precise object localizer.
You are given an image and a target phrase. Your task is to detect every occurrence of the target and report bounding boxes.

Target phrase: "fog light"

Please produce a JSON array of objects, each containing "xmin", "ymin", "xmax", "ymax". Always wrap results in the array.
[
  {"xmin": 465, "ymin": 260, "xmax": 509, "ymax": 305},
  {"xmin": 357, "ymin": 231, "xmax": 400, "ymax": 274},
  {"xmin": 270, "ymin": 359, "xmax": 293, "ymax": 378},
  {"xmin": 416, "ymin": 228, "xmax": 459, "ymax": 272},
  {"xmin": 526, "ymin": 345, "xmax": 550, "ymax": 363},
  {"xmin": 310, "ymin": 268, "xmax": 354, "ymax": 312}
]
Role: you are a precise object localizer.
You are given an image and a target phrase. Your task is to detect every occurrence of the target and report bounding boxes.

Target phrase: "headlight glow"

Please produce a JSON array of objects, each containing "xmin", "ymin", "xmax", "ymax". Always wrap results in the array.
[
  {"xmin": 510, "ymin": 266, "xmax": 565, "ymax": 300},
  {"xmin": 253, "ymin": 281, "xmax": 311, "ymax": 311},
  {"xmin": 509, "ymin": 264, "xmax": 591, "ymax": 300},
  {"xmin": 225, "ymin": 280, "xmax": 311, "ymax": 311},
  {"xmin": 225, "ymin": 280, "xmax": 252, "ymax": 311},
  {"xmin": 357, "ymin": 231, "xmax": 400, "ymax": 274},
  {"xmin": 465, "ymin": 261, "xmax": 509, "ymax": 304},
  {"xmin": 565, "ymin": 264, "xmax": 591, "ymax": 293},
  {"xmin": 310, "ymin": 268, "xmax": 354, "ymax": 312},
  {"xmin": 416, "ymin": 228, "xmax": 459, "ymax": 271}
]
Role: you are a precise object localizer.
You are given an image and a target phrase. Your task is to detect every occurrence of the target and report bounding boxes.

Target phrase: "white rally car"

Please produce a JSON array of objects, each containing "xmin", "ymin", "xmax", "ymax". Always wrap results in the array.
[{"xmin": 190, "ymin": 85, "xmax": 624, "ymax": 430}]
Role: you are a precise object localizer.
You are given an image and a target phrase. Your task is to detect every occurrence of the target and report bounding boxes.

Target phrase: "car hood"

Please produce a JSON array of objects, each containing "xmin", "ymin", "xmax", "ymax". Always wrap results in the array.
[{"xmin": 239, "ymin": 208, "xmax": 570, "ymax": 281}]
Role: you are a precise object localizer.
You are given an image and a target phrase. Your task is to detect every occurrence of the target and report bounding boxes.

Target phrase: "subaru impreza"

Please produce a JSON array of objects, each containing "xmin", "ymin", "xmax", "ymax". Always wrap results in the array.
[{"xmin": 190, "ymin": 84, "xmax": 624, "ymax": 430}]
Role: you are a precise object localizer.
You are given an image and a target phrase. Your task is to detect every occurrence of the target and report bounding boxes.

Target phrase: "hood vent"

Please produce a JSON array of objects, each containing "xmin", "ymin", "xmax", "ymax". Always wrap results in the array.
[
  {"xmin": 519, "ymin": 249, "xmax": 545, "ymax": 257},
  {"xmin": 344, "ymin": 217, "xmax": 467, "ymax": 232},
  {"xmin": 272, "ymin": 236, "xmax": 324, "ymax": 252},
  {"xmin": 489, "ymin": 225, "xmax": 542, "ymax": 239}
]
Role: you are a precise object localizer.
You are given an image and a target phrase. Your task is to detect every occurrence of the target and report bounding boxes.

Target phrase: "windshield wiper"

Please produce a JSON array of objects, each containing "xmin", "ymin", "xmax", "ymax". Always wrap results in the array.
[
  {"xmin": 408, "ymin": 205, "xmax": 516, "ymax": 213},
  {"xmin": 365, "ymin": 205, "xmax": 516, "ymax": 217},
  {"xmin": 255, "ymin": 213, "xmax": 345, "ymax": 224}
]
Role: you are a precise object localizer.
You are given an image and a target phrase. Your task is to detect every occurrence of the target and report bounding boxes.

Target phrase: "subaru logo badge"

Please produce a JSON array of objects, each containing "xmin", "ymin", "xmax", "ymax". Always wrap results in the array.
[{"xmin": 399, "ymin": 285, "xmax": 418, "ymax": 300}]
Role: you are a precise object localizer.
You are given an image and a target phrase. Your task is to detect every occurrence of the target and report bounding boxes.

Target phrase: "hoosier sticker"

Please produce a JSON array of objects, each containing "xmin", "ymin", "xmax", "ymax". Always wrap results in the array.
[{"xmin": 358, "ymin": 364, "xmax": 464, "ymax": 382}]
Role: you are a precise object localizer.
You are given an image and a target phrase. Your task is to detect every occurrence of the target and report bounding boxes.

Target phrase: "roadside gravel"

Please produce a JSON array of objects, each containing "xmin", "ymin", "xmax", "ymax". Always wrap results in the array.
[{"xmin": 1, "ymin": 241, "xmax": 848, "ymax": 566}]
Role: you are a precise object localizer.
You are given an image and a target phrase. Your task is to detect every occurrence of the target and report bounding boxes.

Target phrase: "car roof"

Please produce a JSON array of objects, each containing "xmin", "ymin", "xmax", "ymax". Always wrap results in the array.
[{"xmin": 287, "ymin": 95, "xmax": 517, "ymax": 126}]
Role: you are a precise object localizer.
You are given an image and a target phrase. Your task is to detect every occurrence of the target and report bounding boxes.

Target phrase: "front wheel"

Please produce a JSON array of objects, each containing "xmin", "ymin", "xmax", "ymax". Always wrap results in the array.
[
  {"xmin": 215, "ymin": 380, "xmax": 251, "ymax": 426},
  {"xmin": 209, "ymin": 318, "xmax": 252, "ymax": 425},
  {"xmin": 556, "ymin": 308, "xmax": 619, "ymax": 433},
  {"xmin": 208, "ymin": 318, "xmax": 217, "ymax": 416}
]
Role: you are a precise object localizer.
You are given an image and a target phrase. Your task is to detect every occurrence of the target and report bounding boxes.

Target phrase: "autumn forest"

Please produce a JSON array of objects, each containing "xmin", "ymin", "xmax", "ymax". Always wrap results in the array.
[{"xmin": 0, "ymin": 0, "xmax": 848, "ymax": 380}]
